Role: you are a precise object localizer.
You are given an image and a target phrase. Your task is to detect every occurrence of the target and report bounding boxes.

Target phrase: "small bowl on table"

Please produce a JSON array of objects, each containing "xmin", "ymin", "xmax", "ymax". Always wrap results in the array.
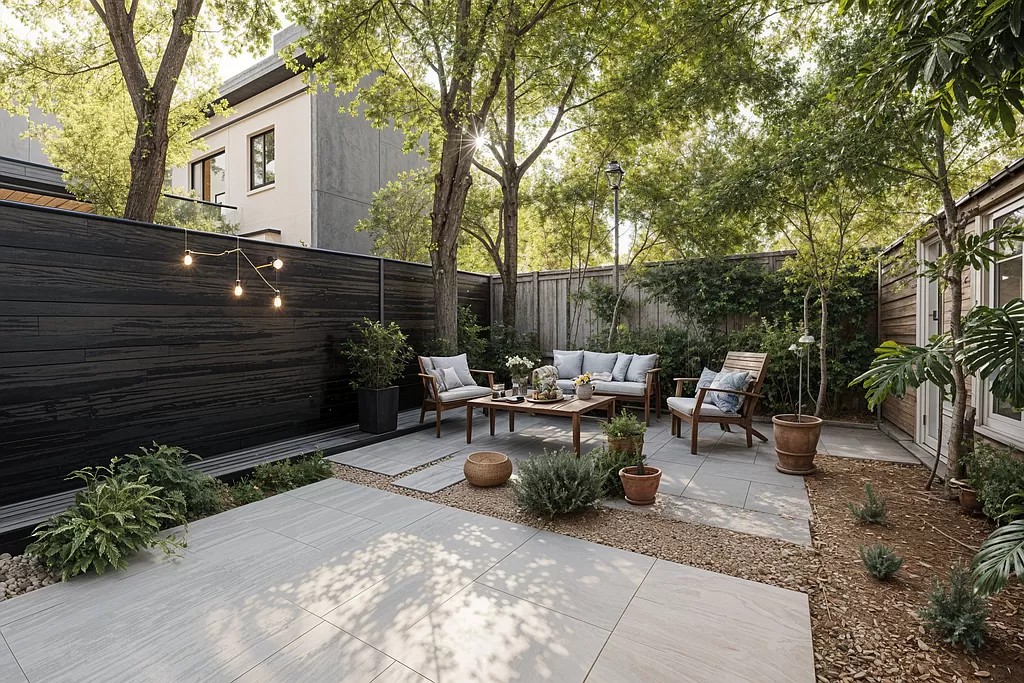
[{"xmin": 464, "ymin": 451, "xmax": 513, "ymax": 487}]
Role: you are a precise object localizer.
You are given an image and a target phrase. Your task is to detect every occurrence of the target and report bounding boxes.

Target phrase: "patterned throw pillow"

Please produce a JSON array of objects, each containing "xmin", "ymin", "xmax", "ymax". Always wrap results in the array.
[
  {"xmin": 696, "ymin": 367, "xmax": 717, "ymax": 390},
  {"xmin": 441, "ymin": 367, "xmax": 464, "ymax": 390},
  {"xmin": 708, "ymin": 370, "xmax": 751, "ymax": 414}
]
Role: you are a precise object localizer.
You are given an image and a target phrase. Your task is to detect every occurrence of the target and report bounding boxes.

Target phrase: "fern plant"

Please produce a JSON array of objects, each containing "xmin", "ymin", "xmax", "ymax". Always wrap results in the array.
[
  {"xmin": 859, "ymin": 543, "xmax": 903, "ymax": 579},
  {"xmin": 920, "ymin": 563, "xmax": 988, "ymax": 653},
  {"xmin": 849, "ymin": 483, "xmax": 889, "ymax": 524},
  {"xmin": 973, "ymin": 492, "xmax": 1024, "ymax": 595},
  {"xmin": 513, "ymin": 449, "xmax": 604, "ymax": 517},
  {"xmin": 117, "ymin": 442, "xmax": 224, "ymax": 520},
  {"xmin": 27, "ymin": 462, "xmax": 185, "ymax": 581}
]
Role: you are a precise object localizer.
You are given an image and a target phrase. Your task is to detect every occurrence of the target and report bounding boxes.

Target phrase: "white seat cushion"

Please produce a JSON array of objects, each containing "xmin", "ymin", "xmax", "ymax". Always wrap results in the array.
[
  {"xmin": 556, "ymin": 379, "xmax": 576, "ymax": 393},
  {"xmin": 438, "ymin": 385, "xmax": 491, "ymax": 403},
  {"xmin": 430, "ymin": 353, "xmax": 475, "ymax": 387},
  {"xmin": 594, "ymin": 381, "xmax": 646, "ymax": 397},
  {"xmin": 667, "ymin": 396, "xmax": 737, "ymax": 418}
]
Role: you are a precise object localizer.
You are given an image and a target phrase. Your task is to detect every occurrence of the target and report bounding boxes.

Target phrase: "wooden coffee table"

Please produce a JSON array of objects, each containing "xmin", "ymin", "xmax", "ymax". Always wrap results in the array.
[{"xmin": 466, "ymin": 395, "xmax": 616, "ymax": 456}]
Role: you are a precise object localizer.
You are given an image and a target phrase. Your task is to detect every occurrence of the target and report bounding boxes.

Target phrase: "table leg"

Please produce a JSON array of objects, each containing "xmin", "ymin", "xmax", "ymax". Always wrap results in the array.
[
  {"xmin": 573, "ymin": 413, "xmax": 581, "ymax": 456},
  {"xmin": 489, "ymin": 405, "xmax": 496, "ymax": 435},
  {"xmin": 607, "ymin": 400, "xmax": 615, "ymax": 418},
  {"xmin": 509, "ymin": 410, "xmax": 516, "ymax": 432},
  {"xmin": 466, "ymin": 404, "xmax": 473, "ymax": 444}
]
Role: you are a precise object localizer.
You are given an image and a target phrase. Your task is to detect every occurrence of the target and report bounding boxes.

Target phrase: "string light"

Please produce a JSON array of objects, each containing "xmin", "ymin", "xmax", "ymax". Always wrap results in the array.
[{"xmin": 179, "ymin": 228, "xmax": 285, "ymax": 308}]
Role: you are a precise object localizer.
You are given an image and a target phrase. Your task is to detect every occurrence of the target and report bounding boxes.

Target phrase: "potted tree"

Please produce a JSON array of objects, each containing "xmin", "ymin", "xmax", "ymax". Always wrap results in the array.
[
  {"xmin": 601, "ymin": 410, "xmax": 646, "ymax": 457},
  {"xmin": 341, "ymin": 318, "xmax": 413, "ymax": 434},
  {"xmin": 619, "ymin": 453, "xmax": 662, "ymax": 506},
  {"xmin": 773, "ymin": 333, "xmax": 822, "ymax": 475}
]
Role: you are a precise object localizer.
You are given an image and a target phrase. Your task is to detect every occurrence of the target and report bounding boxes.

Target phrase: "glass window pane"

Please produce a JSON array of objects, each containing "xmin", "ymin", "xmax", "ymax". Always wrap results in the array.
[
  {"xmin": 264, "ymin": 131, "xmax": 275, "ymax": 184},
  {"xmin": 251, "ymin": 135, "xmax": 264, "ymax": 188},
  {"xmin": 997, "ymin": 256, "xmax": 1022, "ymax": 306},
  {"xmin": 996, "ymin": 398, "xmax": 1022, "ymax": 420},
  {"xmin": 209, "ymin": 153, "xmax": 225, "ymax": 204}
]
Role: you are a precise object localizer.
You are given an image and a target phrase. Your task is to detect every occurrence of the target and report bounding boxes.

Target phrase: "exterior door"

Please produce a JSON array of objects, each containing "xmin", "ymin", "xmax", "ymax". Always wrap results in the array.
[{"xmin": 920, "ymin": 240, "xmax": 948, "ymax": 459}]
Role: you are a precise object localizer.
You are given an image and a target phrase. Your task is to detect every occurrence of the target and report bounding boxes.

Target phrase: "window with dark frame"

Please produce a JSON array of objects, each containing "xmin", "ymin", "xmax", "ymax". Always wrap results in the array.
[
  {"xmin": 250, "ymin": 129, "xmax": 276, "ymax": 190},
  {"xmin": 190, "ymin": 152, "xmax": 225, "ymax": 203}
]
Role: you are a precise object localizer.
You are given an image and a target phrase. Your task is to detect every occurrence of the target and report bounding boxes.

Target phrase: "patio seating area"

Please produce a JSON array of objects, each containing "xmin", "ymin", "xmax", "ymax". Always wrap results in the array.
[{"xmin": 0, "ymin": 477, "xmax": 814, "ymax": 682}]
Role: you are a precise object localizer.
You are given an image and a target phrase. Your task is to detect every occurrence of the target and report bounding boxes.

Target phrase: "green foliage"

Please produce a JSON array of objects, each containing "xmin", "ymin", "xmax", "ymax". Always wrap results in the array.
[
  {"xmin": 251, "ymin": 453, "xmax": 332, "ymax": 496},
  {"xmin": 973, "ymin": 494, "xmax": 1024, "ymax": 596},
  {"xmin": 421, "ymin": 307, "xmax": 493, "ymax": 372},
  {"xmin": 27, "ymin": 461, "xmax": 184, "ymax": 581},
  {"xmin": 601, "ymin": 410, "xmax": 647, "ymax": 438},
  {"xmin": 340, "ymin": 318, "xmax": 414, "ymax": 390},
  {"xmin": 513, "ymin": 449, "xmax": 604, "ymax": 518},
  {"xmin": 116, "ymin": 443, "xmax": 224, "ymax": 521},
  {"xmin": 849, "ymin": 484, "xmax": 889, "ymax": 524},
  {"xmin": 485, "ymin": 322, "xmax": 543, "ymax": 383},
  {"xmin": 967, "ymin": 442, "xmax": 1024, "ymax": 520},
  {"xmin": 591, "ymin": 447, "xmax": 636, "ymax": 498},
  {"xmin": 920, "ymin": 564, "xmax": 988, "ymax": 653},
  {"xmin": 228, "ymin": 480, "xmax": 266, "ymax": 505},
  {"xmin": 960, "ymin": 300, "xmax": 1024, "ymax": 411},
  {"xmin": 859, "ymin": 543, "xmax": 903, "ymax": 580},
  {"xmin": 573, "ymin": 280, "xmax": 631, "ymax": 329},
  {"xmin": 355, "ymin": 168, "xmax": 432, "ymax": 263}
]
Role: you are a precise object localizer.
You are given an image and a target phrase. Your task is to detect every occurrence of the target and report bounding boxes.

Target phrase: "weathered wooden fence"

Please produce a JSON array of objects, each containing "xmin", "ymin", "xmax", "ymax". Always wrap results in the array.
[
  {"xmin": 492, "ymin": 250, "xmax": 795, "ymax": 351},
  {"xmin": 0, "ymin": 201, "xmax": 489, "ymax": 504}
]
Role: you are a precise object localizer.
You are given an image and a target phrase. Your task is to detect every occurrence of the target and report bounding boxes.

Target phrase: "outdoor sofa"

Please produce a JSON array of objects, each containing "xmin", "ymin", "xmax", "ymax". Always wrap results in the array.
[{"xmin": 551, "ymin": 349, "xmax": 661, "ymax": 424}]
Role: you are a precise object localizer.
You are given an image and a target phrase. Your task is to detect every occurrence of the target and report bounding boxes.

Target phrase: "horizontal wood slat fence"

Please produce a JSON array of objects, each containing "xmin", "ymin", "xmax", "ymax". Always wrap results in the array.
[
  {"xmin": 492, "ymin": 251, "xmax": 795, "ymax": 352},
  {"xmin": 0, "ymin": 202, "xmax": 489, "ymax": 505}
]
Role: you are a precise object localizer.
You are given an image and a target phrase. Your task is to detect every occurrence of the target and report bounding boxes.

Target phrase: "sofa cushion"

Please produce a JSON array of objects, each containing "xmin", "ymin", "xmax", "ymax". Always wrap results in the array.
[
  {"xmin": 708, "ymin": 369, "xmax": 751, "ymax": 414},
  {"xmin": 625, "ymin": 354, "xmax": 658, "ymax": 383},
  {"xmin": 441, "ymin": 367, "xmax": 464, "ymax": 390},
  {"xmin": 582, "ymin": 351, "xmax": 618, "ymax": 376},
  {"xmin": 594, "ymin": 381, "xmax": 646, "ymax": 397},
  {"xmin": 430, "ymin": 353, "xmax": 475, "ymax": 387},
  {"xmin": 553, "ymin": 349, "xmax": 584, "ymax": 379},
  {"xmin": 419, "ymin": 356, "xmax": 434, "ymax": 372},
  {"xmin": 556, "ymin": 379, "xmax": 576, "ymax": 393},
  {"xmin": 667, "ymin": 396, "xmax": 736, "ymax": 417},
  {"xmin": 438, "ymin": 385, "xmax": 491, "ymax": 403},
  {"xmin": 611, "ymin": 353, "xmax": 632, "ymax": 382}
]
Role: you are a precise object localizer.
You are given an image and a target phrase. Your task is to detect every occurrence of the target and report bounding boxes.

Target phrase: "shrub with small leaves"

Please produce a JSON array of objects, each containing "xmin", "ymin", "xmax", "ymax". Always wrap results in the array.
[
  {"xmin": 229, "ymin": 479, "xmax": 267, "ymax": 505},
  {"xmin": 920, "ymin": 563, "xmax": 988, "ymax": 653},
  {"xmin": 117, "ymin": 443, "xmax": 224, "ymax": 520},
  {"xmin": 592, "ymin": 447, "xmax": 637, "ymax": 498},
  {"xmin": 513, "ymin": 449, "xmax": 604, "ymax": 517},
  {"xmin": 849, "ymin": 483, "xmax": 888, "ymax": 524},
  {"xmin": 252, "ymin": 452, "xmax": 333, "ymax": 495},
  {"xmin": 27, "ymin": 462, "xmax": 185, "ymax": 581},
  {"xmin": 859, "ymin": 543, "xmax": 903, "ymax": 580},
  {"xmin": 289, "ymin": 451, "xmax": 333, "ymax": 487}
]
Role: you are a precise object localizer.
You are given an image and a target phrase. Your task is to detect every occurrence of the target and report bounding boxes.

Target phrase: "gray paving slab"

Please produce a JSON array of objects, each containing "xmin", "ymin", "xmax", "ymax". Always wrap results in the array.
[
  {"xmin": 372, "ymin": 662, "xmax": 432, "ymax": 682},
  {"xmin": 744, "ymin": 481, "xmax": 813, "ymax": 519},
  {"xmin": 647, "ymin": 458, "xmax": 701, "ymax": 496},
  {"xmin": 681, "ymin": 472, "xmax": 752, "ymax": 507},
  {"xmin": 697, "ymin": 458, "xmax": 807, "ymax": 489},
  {"xmin": 477, "ymin": 530, "xmax": 654, "ymax": 630},
  {"xmin": 236, "ymin": 621, "xmax": 393, "ymax": 682},
  {"xmin": 392, "ymin": 461, "xmax": 466, "ymax": 493},
  {"xmin": 0, "ymin": 636, "xmax": 25, "ymax": 683},
  {"xmin": 327, "ymin": 451, "xmax": 416, "ymax": 475}
]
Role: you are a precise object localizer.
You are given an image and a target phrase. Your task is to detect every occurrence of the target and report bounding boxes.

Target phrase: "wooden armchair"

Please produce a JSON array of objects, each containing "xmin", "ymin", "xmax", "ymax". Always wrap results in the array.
[
  {"xmin": 668, "ymin": 351, "xmax": 769, "ymax": 455},
  {"xmin": 418, "ymin": 356, "xmax": 495, "ymax": 438}
]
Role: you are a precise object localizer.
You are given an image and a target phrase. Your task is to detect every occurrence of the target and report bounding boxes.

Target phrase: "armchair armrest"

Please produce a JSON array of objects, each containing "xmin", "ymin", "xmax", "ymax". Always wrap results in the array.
[
  {"xmin": 470, "ymin": 368, "xmax": 496, "ymax": 388},
  {"xmin": 702, "ymin": 387, "xmax": 763, "ymax": 400},
  {"xmin": 418, "ymin": 372, "xmax": 440, "ymax": 398},
  {"xmin": 673, "ymin": 377, "xmax": 701, "ymax": 397},
  {"xmin": 645, "ymin": 368, "xmax": 660, "ymax": 391}
]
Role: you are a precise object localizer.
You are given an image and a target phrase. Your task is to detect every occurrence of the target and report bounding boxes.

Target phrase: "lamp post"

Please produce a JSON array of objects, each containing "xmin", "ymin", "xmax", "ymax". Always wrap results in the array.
[{"xmin": 605, "ymin": 160, "xmax": 624, "ymax": 294}]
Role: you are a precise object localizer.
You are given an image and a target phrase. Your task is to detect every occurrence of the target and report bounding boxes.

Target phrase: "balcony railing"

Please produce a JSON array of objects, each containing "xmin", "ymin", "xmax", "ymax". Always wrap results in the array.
[{"xmin": 158, "ymin": 193, "xmax": 241, "ymax": 233}]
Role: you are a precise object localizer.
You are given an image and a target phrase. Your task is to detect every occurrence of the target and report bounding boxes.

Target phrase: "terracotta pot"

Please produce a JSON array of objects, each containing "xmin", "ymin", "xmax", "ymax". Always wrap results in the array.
[
  {"xmin": 772, "ymin": 414, "xmax": 822, "ymax": 475},
  {"xmin": 619, "ymin": 466, "xmax": 662, "ymax": 505},
  {"xmin": 607, "ymin": 435, "xmax": 644, "ymax": 457},
  {"xmin": 577, "ymin": 383, "xmax": 595, "ymax": 400},
  {"xmin": 958, "ymin": 485, "xmax": 983, "ymax": 515}
]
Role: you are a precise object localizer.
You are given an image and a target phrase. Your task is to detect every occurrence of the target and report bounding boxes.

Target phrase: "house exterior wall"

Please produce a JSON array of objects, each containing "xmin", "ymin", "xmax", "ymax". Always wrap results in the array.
[
  {"xmin": 878, "ymin": 252, "xmax": 918, "ymax": 437},
  {"xmin": 0, "ymin": 108, "xmax": 55, "ymax": 167},
  {"xmin": 170, "ymin": 75, "xmax": 313, "ymax": 246}
]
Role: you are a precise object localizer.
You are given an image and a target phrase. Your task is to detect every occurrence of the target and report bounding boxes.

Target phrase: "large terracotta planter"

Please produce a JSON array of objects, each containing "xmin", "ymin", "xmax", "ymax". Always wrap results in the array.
[
  {"xmin": 619, "ymin": 465, "xmax": 662, "ymax": 505},
  {"xmin": 607, "ymin": 435, "xmax": 644, "ymax": 457},
  {"xmin": 772, "ymin": 414, "xmax": 822, "ymax": 475}
]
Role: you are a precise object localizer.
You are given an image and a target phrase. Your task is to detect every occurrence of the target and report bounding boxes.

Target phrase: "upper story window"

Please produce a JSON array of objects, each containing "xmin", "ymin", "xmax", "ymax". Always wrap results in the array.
[
  {"xmin": 191, "ymin": 152, "xmax": 226, "ymax": 203},
  {"xmin": 250, "ymin": 129, "xmax": 275, "ymax": 190}
]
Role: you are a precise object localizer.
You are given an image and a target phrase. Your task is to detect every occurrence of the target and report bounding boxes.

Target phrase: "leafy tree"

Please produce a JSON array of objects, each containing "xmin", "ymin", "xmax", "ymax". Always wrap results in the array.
[
  {"xmin": 0, "ymin": 0, "xmax": 277, "ymax": 222},
  {"xmin": 355, "ymin": 169, "xmax": 433, "ymax": 263}
]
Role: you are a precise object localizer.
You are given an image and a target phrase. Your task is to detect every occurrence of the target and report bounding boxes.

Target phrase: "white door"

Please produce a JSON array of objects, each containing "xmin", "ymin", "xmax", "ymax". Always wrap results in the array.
[{"xmin": 920, "ymin": 241, "xmax": 948, "ymax": 459}]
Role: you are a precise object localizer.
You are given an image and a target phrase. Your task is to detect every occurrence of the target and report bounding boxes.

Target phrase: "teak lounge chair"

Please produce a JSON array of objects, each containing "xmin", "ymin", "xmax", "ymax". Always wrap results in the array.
[
  {"xmin": 668, "ymin": 351, "xmax": 769, "ymax": 455},
  {"xmin": 418, "ymin": 355, "xmax": 495, "ymax": 437}
]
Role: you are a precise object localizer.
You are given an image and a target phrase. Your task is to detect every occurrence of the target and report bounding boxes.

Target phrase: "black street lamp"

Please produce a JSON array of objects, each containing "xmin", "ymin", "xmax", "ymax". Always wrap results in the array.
[{"xmin": 605, "ymin": 160, "xmax": 625, "ymax": 294}]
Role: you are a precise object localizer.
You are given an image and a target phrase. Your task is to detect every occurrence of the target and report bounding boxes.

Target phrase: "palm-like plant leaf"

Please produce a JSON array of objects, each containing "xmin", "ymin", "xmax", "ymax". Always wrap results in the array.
[
  {"xmin": 850, "ymin": 338, "xmax": 955, "ymax": 409},
  {"xmin": 973, "ymin": 514, "xmax": 1024, "ymax": 595},
  {"xmin": 960, "ymin": 299, "xmax": 1024, "ymax": 411}
]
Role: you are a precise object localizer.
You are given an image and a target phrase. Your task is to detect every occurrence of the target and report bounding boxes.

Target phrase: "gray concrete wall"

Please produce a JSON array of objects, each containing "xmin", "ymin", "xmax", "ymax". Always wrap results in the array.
[
  {"xmin": 0, "ymin": 108, "xmax": 58, "ymax": 168},
  {"xmin": 311, "ymin": 84, "xmax": 427, "ymax": 254}
]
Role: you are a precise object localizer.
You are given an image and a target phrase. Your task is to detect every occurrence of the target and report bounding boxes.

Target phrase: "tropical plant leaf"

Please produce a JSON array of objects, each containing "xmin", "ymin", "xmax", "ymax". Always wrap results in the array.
[
  {"xmin": 960, "ymin": 300, "xmax": 1024, "ymax": 410},
  {"xmin": 850, "ymin": 338, "xmax": 954, "ymax": 409},
  {"xmin": 973, "ymin": 516, "xmax": 1024, "ymax": 595}
]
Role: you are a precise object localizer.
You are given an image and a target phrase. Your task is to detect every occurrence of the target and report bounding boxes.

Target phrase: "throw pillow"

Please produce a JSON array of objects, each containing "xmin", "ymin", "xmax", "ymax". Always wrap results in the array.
[
  {"xmin": 708, "ymin": 370, "xmax": 750, "ymax": 414},
  {"xmin": 696, "ymin": 367, "xmax": 718, "ymax": 390},
  {"xmin": 430, "ymin": 353, "xmax": 475, "ymax": 387},
  {"xmin": 611, "ymin": 353, "xmax": 633, "ymax": 382},
  {"xmin": 441, "ymin": 367, "xmax": 464, "ymax": 390},
  {"xmin": 625, "ymin": 354, "xmax": 658, "ymax": 383},
  {"xmin": 425, "ymin": 368, "xmax": 446, "ymax": 398},
  {"xmin": 553, "ymin": 349, "xmax": 584, "ymax": 379},
  {"xmin": 582, "ymin": 351, "xmax": 618, "ymax": 376},
  {"xmin": 590, "ymin": 371, "xmax": 613, "ymax": 381}
]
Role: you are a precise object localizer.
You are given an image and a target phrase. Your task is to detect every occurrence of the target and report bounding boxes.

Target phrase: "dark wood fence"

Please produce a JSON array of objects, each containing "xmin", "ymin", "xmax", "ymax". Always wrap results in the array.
[{"xmin": 0, "ymin": 201, "xmax": 489, "ymax": 504}]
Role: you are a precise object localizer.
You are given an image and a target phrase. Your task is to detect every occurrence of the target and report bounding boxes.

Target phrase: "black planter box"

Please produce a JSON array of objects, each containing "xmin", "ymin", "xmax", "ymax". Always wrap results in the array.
[{"xmin": 357, "ymin": 386, "xmax": 400, "ymax": 434}]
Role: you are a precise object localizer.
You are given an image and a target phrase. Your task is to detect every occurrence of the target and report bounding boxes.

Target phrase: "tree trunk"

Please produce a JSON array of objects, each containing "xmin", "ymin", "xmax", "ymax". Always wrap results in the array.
[
  {"xmin": 815, "ymin": 292, "xmax": 828, "ymax": 417},
  {"xmin": 123, "ymin": 113, "xmax": 170, "ymax": 222},
  {"xmin": 430, "ymin": 128, "xmax": 474, "ymax": 343},
  {"xmin": 500, "ymin": 64, "xmax": 519, "ymax": 328}
]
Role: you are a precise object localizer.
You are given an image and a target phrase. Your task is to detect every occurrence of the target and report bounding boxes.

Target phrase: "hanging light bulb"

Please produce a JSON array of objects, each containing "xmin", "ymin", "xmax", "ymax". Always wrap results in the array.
[
  {"xmin": 272, "ymin": 258, "xmax": 283, "ymax": 270},
  {"xmin": 273, "ymin": 293, "xmax": 282, "ymax": 308},
  {"xmin": 234, "ymin": 279, "xmax": 243, "ymax": 297},
  {"xmin": 183, "ymin": 250, "xmax": 193, "ymax": 266}
]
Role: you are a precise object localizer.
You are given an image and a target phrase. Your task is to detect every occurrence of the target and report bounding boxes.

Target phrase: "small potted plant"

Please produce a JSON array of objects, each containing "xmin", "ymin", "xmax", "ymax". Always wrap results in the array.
[
  {"xmin": 574, "ymin": 372, "xmax": 594, "ymax": 400},
  {"xmin": 601, "ymin": 409, "xmax": 646, "ymax": 457},
  {"xmin": 506, "ymin": 355, "xmax": 538, "ymax": 396},
  {"xmin": 340, "ymin": 318, "xmax": 413, "ymax": 434},
  {"xmin": 773, "ymin": 333, "xmax": 822, "ymax": 475},
  {"xmin": 619, "ymin": 453, "xmax": 662, "ymax": 505}
]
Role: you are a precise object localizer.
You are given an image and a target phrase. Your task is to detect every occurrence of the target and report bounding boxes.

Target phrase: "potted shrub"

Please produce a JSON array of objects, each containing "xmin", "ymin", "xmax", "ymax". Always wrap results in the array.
[
  {"xmin": 340, "ymin": 318, "xmax": 413, "ymax": 434},
  {"xmin": 619, "ymin": 453, "xmax": 662, "ymax": 506},
  {"xmin": 602, "ymin": 410, "xmax": 646, "ymax": 457},
  {"xmin": 773, "ymin": 333, "xmax": 822, "ymax": 475}
]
